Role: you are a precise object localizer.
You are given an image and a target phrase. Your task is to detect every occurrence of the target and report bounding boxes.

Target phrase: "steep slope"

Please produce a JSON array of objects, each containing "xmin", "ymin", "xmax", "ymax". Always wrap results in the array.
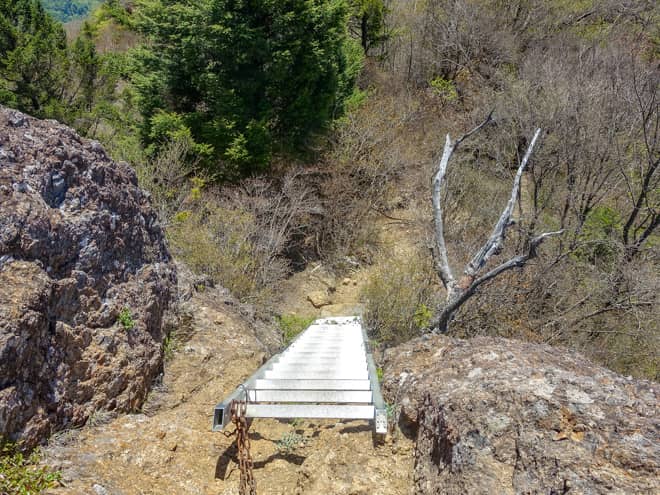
[{"xmin": 43, "ymin": 274, "xmax": 414, "ymax": 494}]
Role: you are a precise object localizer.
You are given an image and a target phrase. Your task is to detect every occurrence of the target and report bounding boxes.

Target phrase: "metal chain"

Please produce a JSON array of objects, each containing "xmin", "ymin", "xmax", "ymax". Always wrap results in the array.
[{"xmin": 232, "ymin": 398, "xmax": 256, "ymax": 495}]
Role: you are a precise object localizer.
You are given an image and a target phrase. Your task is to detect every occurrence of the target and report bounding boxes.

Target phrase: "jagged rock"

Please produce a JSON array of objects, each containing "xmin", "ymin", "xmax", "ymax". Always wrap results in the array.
[
  {"xmin": 382, "ymin": 335, "xmax": 659, "ymax": 495},
  {"xmin": 0, "ymin": 107, "xmax": 177, "ymax": 447}
]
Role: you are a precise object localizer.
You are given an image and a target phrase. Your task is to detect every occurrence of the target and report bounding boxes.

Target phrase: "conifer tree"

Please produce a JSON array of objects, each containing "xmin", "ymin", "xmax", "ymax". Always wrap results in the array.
[
  {"xmin": 133, "ymin": 0, "xmax": 363, "ymax": 178},
  {"xmin": 0, "ymin": 0, "xmax": 68, "ymax": 117}
]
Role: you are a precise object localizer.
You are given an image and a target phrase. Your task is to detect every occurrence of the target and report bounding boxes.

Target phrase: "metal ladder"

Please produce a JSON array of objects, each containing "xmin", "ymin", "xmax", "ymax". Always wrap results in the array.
[{"xmin": 212, "ymin": 316, "xmax": 387, "ymax": 434}]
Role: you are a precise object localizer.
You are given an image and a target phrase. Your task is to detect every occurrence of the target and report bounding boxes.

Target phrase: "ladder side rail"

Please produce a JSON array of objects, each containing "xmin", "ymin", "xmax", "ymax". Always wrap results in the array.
[{"xmin": 360, "ymin": 321, "xmax": 388, "ymax": 434}]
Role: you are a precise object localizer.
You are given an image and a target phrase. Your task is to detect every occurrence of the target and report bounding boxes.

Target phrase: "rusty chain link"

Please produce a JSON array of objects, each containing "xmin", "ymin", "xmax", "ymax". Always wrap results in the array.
[{"xmin": 231, "ymin": 393, "xmax": 256, "ymax": 495}]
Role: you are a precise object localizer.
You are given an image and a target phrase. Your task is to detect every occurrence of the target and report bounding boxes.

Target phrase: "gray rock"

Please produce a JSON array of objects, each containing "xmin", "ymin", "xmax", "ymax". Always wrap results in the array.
[
  {"xmin": 0, "ymin": 106, "xmax": 177, "ymax": 448},
  {"xmin": 382, "ymin": 335, "xmax": 659, "ymax": 495}
]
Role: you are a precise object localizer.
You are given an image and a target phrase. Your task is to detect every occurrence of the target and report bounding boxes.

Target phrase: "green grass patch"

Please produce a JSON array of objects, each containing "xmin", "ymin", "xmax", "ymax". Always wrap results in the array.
[
  {"xmin": 117, "ymin": 307, "xmax": 135, "ymax": 330},
  {"xmin": 277, "ymin": 314, "xmax": 315, "ymax": 346}
]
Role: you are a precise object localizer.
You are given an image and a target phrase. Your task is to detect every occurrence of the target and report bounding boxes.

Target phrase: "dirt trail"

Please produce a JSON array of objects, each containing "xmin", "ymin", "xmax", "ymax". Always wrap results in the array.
[
  {"xmin": 275, "ymin": 208, "xmax": 425, "ymax": 320},
  {"xmin": 43, "ymin": 283, "xmax": 414, "ymax": 494}
]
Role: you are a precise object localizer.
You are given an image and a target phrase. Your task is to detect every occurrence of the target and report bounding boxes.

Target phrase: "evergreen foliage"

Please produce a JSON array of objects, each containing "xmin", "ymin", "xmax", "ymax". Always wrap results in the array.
[
  {"xmin": 350, "ymin": 0, "xmax": 388, "ymax": 53},
  {"xmin": 0, "ymin": 1, "xmax": 128, "ymax": 135},
  {"xmin": 0, "ymin": 0, "xmax": 68, "ymax": 117},
  {"xmin": 133, "ymin": 0, "xmax": 363, "ymax": 178}
]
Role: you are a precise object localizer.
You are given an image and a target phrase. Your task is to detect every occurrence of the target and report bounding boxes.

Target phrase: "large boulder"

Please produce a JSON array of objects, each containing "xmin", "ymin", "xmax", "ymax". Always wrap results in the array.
[
  {"xmin": 0, "ymin": 107, "xmax": 176, "ymax": 447},
  {"xmin": 382, "ymin": 335, "xmax": 658, "ymax": 495}
]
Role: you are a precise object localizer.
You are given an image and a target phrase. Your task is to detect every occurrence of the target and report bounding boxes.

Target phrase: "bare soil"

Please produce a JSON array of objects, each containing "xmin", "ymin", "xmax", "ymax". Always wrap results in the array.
[{"xmin": 43, "ymin": 271, "xmax": 415, "ymax": 494}]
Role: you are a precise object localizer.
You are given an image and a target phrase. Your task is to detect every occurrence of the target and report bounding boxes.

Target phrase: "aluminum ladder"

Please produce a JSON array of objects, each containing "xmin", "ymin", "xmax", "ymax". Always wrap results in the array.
[{"xmin": 212, "ymin": 316, "xmax": 387, "ymax": 434}]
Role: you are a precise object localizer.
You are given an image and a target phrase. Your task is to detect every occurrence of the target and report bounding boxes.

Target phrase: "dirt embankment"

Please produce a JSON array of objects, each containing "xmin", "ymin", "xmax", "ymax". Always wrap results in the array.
[{"xmin": 43, "ymin": 276, "xmax": 414, "ymax": 495}]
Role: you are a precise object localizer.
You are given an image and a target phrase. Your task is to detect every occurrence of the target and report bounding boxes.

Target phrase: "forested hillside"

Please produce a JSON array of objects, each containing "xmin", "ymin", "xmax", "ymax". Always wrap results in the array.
[
  {"xmin": 0, "ymin": 0, "xmax": 657, "ymax": 379},
  {"xmin": 40, "ymin": 0, "xmax": 101, "ymax": 22}
]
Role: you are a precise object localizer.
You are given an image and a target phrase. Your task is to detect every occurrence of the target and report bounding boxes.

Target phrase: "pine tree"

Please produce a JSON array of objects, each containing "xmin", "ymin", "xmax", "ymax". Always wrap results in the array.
[
  {"xmin": 133, "ymin": 0, "xmax": 363, "ymax": 178},
  {"xmin": 0, "ymin": 0, "xmax": 68, "ymax": 117}
]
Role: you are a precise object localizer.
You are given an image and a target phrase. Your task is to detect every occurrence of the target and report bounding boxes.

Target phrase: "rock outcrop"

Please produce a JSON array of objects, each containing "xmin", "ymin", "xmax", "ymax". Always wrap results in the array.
[
  {"xmin": 0, "ymin": 107, "xmax": 176, "ymax": 447},
  {"xmin": 382, "ymin": 335, "xmax": 659, "ymax": 495}
]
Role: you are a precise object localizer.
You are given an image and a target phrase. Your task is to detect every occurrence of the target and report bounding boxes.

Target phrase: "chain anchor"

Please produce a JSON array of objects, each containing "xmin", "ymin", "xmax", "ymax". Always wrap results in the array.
[{"xmin": 231, "ymin": 385, "xmax": 256, "ymax": 495}]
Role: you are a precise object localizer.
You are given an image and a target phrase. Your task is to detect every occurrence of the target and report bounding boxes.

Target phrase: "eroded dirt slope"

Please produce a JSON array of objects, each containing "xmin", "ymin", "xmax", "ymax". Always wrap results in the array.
[{"xmin": 43, "ymin": 283, "xmax": 413, "ymax": 495}]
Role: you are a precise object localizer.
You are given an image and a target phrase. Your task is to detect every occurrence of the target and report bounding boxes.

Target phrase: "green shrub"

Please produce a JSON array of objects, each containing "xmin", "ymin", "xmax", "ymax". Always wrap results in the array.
[
  {"xmin": 0, "ymin": 441, "xmax": 61, "ymax": 494},
  {"xmin": 276, "ymin": 432, "xmax": 307, "ymax": 454},
  {"xmin": 277, "ymin": 314, "xmax": 315, "ymax": 346},
  {"xmin": 162, "ymin": 332, "xmax": 178, "ymax": 361},
  {"xmin": 429, "ymin": 76, "xmax": 458, "ymax": 102},
  {"xmin": 117, "ymin": 308, "xmax": 134, "ymax": 330},
  {"xmin": 361, "ymin": 252, "xmax": 438, "ymax": 346},
  {"xmin": 574, "ymin": 206, "xmax": 623, "ymax": 266}
]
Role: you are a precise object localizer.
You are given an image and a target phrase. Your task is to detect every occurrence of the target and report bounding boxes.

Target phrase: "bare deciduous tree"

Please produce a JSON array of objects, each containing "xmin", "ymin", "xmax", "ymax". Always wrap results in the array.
[{"xmin": 429, "ymin": 115, "xmax": 562, "ymax": 332}]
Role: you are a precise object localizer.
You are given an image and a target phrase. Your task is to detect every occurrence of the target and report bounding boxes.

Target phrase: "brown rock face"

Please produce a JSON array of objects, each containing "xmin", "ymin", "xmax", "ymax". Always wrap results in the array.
[
  {"xmin": 382, "ymin": 335, "xmax": 659, "ymax": 495},
  {"xmin": 0, "ymin": 107, "xmax": 176, "ymax": 447}
]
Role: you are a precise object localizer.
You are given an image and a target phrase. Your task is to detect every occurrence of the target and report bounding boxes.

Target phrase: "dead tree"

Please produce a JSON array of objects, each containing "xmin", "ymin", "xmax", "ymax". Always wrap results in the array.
[{"xmin": 430, "ymin": 114, "xmax": 563, "ymax": 332}]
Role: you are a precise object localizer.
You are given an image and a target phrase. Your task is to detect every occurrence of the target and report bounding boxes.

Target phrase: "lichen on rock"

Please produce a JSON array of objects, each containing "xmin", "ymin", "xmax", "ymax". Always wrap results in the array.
[
  {"xmin": 0, "ymin": 106, "xmax": 177, "ymax": 448},
  {"xmin": 382, "ymin": 335, "xmax": 659, "ymax": 495}
]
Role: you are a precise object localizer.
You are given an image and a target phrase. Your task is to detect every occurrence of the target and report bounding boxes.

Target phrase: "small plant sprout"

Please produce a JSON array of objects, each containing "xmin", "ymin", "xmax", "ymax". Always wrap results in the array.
[{"xmin": 117, "ymin": 307, "xmax": 135, "ymax": 330}]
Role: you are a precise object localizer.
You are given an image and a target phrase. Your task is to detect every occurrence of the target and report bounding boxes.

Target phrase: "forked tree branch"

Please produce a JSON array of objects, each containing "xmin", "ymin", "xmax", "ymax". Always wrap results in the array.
[
  {"xmin": 465, "ymin": 128, "xmax": 541, "ymax": 278},
  {"xmin": 432, "ymin": 112, "xmax": 494, "ymax": 295},
  {"xmin": 430, "ymin": 230, "xmax": 563, "ymax": 332},
  {"xmin": 429, "ymin": 121, "xmax": 564, "ymax": 333}
]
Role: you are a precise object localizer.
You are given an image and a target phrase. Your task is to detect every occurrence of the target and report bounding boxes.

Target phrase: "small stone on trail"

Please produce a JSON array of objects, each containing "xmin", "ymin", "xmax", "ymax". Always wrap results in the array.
[{"xmin": 92, "ymin": 484, "xmax": 109, "ymax": 495}]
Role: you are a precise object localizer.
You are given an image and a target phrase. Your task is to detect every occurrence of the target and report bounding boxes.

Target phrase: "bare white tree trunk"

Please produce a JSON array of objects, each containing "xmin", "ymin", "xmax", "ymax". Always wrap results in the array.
[{"xmin": 430, "ymin": 118, "xmax": 563, "ymax": 332}]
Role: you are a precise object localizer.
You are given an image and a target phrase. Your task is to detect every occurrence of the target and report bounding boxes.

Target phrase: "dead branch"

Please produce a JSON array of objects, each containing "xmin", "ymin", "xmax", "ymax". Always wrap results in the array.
[
  {"xmin": 429, "ymin": 121, "xmax": 563, "ymax": 333},
  {"xmin": 432, "ymin": 112, "xmax": 493, "ymax": 296},
  {"xmin": 465, "ymin": 128, "xmax": 541, "ymax": 278}
]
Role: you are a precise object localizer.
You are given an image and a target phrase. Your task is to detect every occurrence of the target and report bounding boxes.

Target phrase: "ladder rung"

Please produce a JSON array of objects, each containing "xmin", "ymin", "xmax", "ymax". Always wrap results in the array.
[
  {"xmin": 283, "ymin": 350, "xmax": 364, "ymax": 356},
  {"xmin": 245, "ymin": 404, "xmax": 375, "ymax": 419},
  {"xmin": 247, "ymin": 390, "xmax": 372, "ymax": 403},
  {"xmin": 264, "ymin": 369, "xmax": 369, "ymax": 380},
  {"xmin": 254, "ymin": 379, "xmax": 371, "ymax": 390},
  {"xmin": 277, "ymin": 359, "xmax": 368, "ymax": 368},
  {"xmin": 271, "ymin": 364, "xmax": 367, "ymax": 373}
]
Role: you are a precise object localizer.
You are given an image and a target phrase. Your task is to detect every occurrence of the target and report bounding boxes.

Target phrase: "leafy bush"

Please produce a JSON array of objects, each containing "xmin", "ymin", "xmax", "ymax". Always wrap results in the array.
[
  {"xmin": 574, "ymin": 206, "xmax": 623, "ymax": 266},
  {"xmin": 361, "ymin": 252, "xmax": 438, "ymax": 346},
  {"xmin": 276, "ymin": 432, "xmax": 307, "ymax": 454},
  {"xmin": 117, "ymin": 308, "xmax": 134, "ymax": 330},
  {"xmin": 429, "ymin": 76, "xmax": 458, "ymax": 102},
  {"xmin": 0, "ymin": 441, "xmax": 61, "ymax": 494},
  {"xmin": 277, "ymin": 314, "xmax": 315, "ymax": 346}
]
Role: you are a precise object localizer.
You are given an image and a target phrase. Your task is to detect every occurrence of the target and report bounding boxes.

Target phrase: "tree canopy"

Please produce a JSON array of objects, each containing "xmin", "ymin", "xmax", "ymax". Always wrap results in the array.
[
  {"xmin": 133, "ymin": 0, "xmax": 363, "ymax": 178},
  {"xmin": 0, "ymin": 0, "xmax": 127, "ymax": 136},
  {"xmin": 0, "ymin": 0, "xmax": 68, "ymax": 116}
]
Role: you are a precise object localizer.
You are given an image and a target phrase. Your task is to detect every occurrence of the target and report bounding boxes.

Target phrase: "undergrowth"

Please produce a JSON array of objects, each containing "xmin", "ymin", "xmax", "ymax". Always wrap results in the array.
[
  {"xmin": 361, "ymin": 251, "xmax": 438, "ymax": 346},
  {"xmin": 0, "ymin": 441, "xmax": 61, "ymax": 494}
]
